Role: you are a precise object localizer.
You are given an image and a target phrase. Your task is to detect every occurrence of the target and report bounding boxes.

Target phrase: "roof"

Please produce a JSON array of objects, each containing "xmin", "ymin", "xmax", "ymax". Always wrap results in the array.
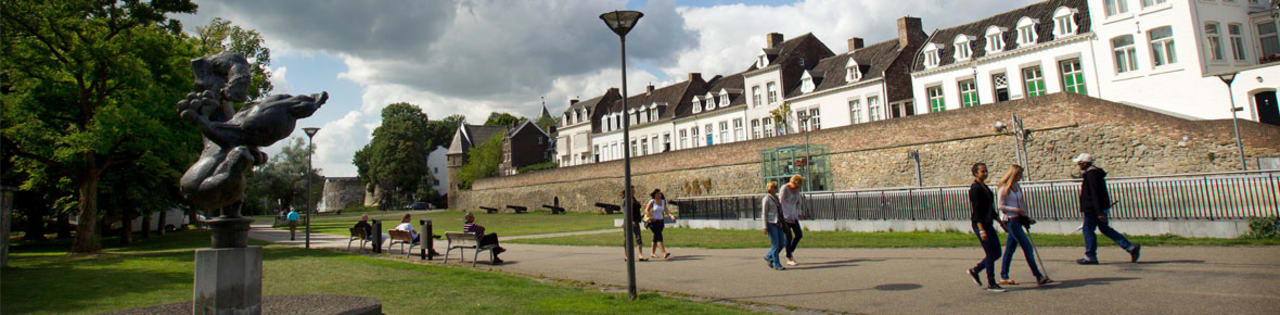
[
  {"xmin": 913, "ymin": 0, "xmax": 1090, "ymax": 72},
  {"xmin": 446, "ymin": 124, "xmax": 507, "ymax": 155},
  {"xmin": 788, "ymin": 39, "xmax": 901, "ymax": 98},
  {"xmin": 603, "ymin": 77, "xmax": 704, "ymax": 127},
  {"xmin": 747, "ymin": 33, "xmax": 834, "ymax": 99},
  {"xmin": 563, "ymin": 88, "xmax": 618, "ymax": 114},
  {"xmin": 507, "ymin": 119, "xmax": 549, "ymax": 139},
  {"xmin": 678, "ymin": 71, "xmax": 747, "ymax": 118}
]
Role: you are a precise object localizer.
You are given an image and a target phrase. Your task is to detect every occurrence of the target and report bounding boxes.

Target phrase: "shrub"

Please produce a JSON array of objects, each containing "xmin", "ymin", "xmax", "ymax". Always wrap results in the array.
[
  {"xmin": 1245, "ymin": 216, "xmax": 1279, "ymax": 239},
  {"xmin": 518, "ymin": 161, "xmax": 557, "ymax": 173}
]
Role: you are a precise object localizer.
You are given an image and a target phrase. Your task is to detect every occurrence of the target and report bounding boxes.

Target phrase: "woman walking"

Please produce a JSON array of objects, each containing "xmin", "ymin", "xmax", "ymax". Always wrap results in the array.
[
  {"xmin": 644, "ymin": 189, "xmax": 675, "ymax": 259},
  {"xmin": 780, "ymin": 175, "xmax": 805, "ymax": 266},
  {"xmin": 997, "ymin": 165, "xmax": 1053, "ymax": 286},
  {"xmin": 965, "ymin": 163, "xmax": 1005, "ymax": 292},
  {"xmin": 621, "ymin": 187, "xmax": 647, "ymax": 262},
  {"xmin": 761, "ymin": 181, "xmax": 787, "ymax": 270}
]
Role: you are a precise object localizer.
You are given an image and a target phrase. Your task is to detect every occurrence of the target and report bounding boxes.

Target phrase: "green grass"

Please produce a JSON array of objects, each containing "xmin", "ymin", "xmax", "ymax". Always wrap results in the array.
[
  {"xmin": 284, "ymin": 210, "xmax": 617, "ymax": 237},
  {"xmin": 508, "ymin": 228, "xmax": 1280, "ymax": 249},
  {"xmin": 2, "ymin": 230, "xmax": 754, "ymax": 314}
]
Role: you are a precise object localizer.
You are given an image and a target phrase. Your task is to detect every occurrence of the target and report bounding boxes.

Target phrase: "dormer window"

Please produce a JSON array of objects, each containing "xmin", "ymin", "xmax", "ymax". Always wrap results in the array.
[
  {"xmin": 800, "ymin": 71, "xmax": 816, "ymax": 94},
  {"xmin": 757, "ymin": 53, "xmax": 769, "ymax": 68},
  {"xmin": 1016, "ymin": 17, "xmax": 1038, "ymax": 47},
  {"xmin": 691, "ymin": 96, "xmax": 702, "ymax": 114},
  {"xmin": 705, "ymin": 93, "xmax": 716, "ymax": 110},
  {"xmin": 1053, "ymin": 7, "xmax": 1078, "ymax": 38},
  {"xmin": 953, "ymin": 35, "xmax": 974, "ymax": 60},
  {"xmin": 845, "ymin": 58, "xmax": 862, "ymax": 81},
  {"xmin": 650, "ymin": 105, "xmax": 659, "ymax": 120},
  {"xmin": 922, "ymin": 43, "xmax": 941, "ymax": 68},
  {"xmin": 985, "ymin": 26, "xmax": 1007, "ymax": 53},
  {"xmin": 719, "ymin": 89, "xmax": 729, "ymax": 107}
]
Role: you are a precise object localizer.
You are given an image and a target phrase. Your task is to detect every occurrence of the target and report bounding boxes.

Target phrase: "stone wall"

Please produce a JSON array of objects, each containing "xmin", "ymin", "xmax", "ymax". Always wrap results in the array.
[
  {"xmin": 321, "ymin": 177, "xmax": 365, "ymax": 212},
  {"xmin": 456, "ymin": 93, "xmax": 1280, "ymax": 213}
]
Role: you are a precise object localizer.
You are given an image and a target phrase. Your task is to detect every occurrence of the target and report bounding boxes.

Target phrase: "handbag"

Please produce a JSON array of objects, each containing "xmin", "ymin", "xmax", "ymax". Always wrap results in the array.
[{"xmin": 642, "ymin": 201, "xmax": 654, "ymax": 223}]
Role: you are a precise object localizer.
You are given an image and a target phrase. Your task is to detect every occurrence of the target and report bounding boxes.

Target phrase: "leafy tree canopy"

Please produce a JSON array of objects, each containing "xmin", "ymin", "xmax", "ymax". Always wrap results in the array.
[
  {"xmin": 484, "ymin": 112, "xmax": 523, "ymax": 127},
  {"xmin": 353, "ymin": 103, "xmax": 432, "ymax": 207},
  {"xmin": 194, "ymin": 17, "xmax": 272, "ymax": 100}
]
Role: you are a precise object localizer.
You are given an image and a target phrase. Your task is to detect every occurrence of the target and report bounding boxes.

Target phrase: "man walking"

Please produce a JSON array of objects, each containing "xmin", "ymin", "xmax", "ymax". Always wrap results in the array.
[
  {"xmin": 1074, "ymin": 153, "xmax": 1140, "ymax": 264},
  {"xmin": 287, "ymin": 207, "xmax": 300, "ymax": 241}
]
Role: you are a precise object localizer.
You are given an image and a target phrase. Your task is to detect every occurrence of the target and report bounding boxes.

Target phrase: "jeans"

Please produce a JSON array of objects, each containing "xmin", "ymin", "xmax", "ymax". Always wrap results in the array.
[
  {"xmin": 648, "ymin": 221, "xmax": 665, "ymax": 242},
  {"xmin": 972, "ymin": 226, "xmax": 1002, "ymax": 284},
  {"xmin": 765, "ymin": 223, "xmax": 786, "ymax": 269},
  {"xmin": 1083, "ymin": 213, "xmax": 1133, "ymax": 260},
  {"xmin": 783, "ymin": 220, "xmax": 803, "ymax": 258},
  {"xmin": 1000, "ymin": 219, "xmax": 1043, "ymax": 280}
]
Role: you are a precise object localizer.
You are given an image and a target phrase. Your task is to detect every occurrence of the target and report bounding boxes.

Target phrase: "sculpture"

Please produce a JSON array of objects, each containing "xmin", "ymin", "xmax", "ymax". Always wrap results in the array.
[{"xmin": 178, "ymin": 51, "xmax": 326, "ymax": 247}]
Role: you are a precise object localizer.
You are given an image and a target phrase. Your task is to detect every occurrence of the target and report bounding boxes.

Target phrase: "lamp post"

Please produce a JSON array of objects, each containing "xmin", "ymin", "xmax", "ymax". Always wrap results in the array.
[
  {"xmin": 600, "ymin": 9, "xmax": 643, "ymax": 301},
  {"xmin": 1217, "ymin": 73, "xmax": 1248, "ymax": 170},
  {"xmin": 302, "ymin": 127, "xmax": 320, "ymax": 249}
]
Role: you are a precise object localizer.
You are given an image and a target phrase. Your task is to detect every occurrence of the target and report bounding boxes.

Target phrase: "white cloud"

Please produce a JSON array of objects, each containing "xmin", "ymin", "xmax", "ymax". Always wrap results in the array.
[
  {"xmin": 268, "ymin": 65, "xmax": 291, "ymax": 93},
  {"xmin": 311, "ymin": 111, "xmax": 372, "ymax": 177}
]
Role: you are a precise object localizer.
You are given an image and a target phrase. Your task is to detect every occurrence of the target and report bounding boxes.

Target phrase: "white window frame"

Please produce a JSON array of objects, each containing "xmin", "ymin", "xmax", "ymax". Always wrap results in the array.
[
  {"xmin": 985, "ymin": 26, "xmax": 1007, "ymax": 54},
  {"xmin": 1148, "ymin": 26, "xmax": 1177, "ymax": 67},
  {"xmin": 767, "ymin": 82, "xmax": 778, "ymax": 104},
  {"xmin": 762, "ymin": 118, "xmax": 774, "ymax": 137},
  {"xmin": 867, "ymin": 96, "xmax": 881, "ymax": 121},
  {"xmin": 719, "ymin": 90, "xmax": 730, "ymax": 107},
  {"xmin": 1104, "ymin": 0, "xmax": 1129, "ymax": 17},
  {"xmin": 923, "ymin": 43, "xmax": 941, "ymax": 68},
  {"xmin": 927, "ymin": 85, "xmax": 946, "ymax": 113},
  {"xmin": 1053, "ymin": 7, "xmax": 1078, "ymax": 38},
  {"xmin": 751, "ymin": 85, "xmax": 762, "ymax": 108},
  {"xmin": 959, "ymin": 78, "xmax": 979, "ymax": 107},
  {"xmin": 1016, "ymin": 17, "xmax": 1039, "ymax": 47},
  {"xmin": 718, "ymin": 121, "xmax": 729, "ymax": 143},
  {"xmin": 1229, "ymin": 23, "xmax": 1248, "ymax": 61},
  {"xmin": 846, "ymin": 58, "xmax": 862, "ymax": 81},
  {"xmin": 1258, "ymin": 20, "xmax": 1280, "ymax": 59},
  {"xmin": 690, "ymin": 127, "xmax": 700, "ymax": 147},
  {"xmin": 733, "ymin": 118, "xmax": 743, "ymax": 142},
  {"xmin": 1112, "ymin": 35, "xmax": 1138, "ymax": 73},
  {"xmin": 679, "ymin": 129, "xmax": 687, "ymax": 149},
  {"xmin": 1206, "ymin": 22, "xmax": 1225, "ymax": 61},
  {"xmin": 807, "ymin": 107, "xmax": 820, "ymax": 130},
  {"xmin": 953, "ymin": 36, "xmax": 973, "ymax": 61},
  {"xmin": 849, "ymin": 99, "xmax": 862, "ymax": 124},
  {"xmin": 751, "ymin": 119, "xmax": 761, "ymax": 139}
]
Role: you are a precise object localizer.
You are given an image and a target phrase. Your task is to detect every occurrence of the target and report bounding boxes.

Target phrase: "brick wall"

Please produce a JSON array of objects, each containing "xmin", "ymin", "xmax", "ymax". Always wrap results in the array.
[{"xmin": 456, "ymin": 93, "xmax": 1280, "ymax": 213}]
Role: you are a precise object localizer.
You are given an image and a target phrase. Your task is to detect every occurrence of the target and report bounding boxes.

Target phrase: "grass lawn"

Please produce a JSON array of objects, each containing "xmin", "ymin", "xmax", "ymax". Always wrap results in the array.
[
  {"xmin": 508, "ymin": 227, "xmax": 1280, "ymax": 249},
  {"xmin": 282, "ymin": 210, "xmax": 617, "ymax": 237},
  {"xmin": 2, "ymin": 230, "xmax": 754, "ymax": 314}
]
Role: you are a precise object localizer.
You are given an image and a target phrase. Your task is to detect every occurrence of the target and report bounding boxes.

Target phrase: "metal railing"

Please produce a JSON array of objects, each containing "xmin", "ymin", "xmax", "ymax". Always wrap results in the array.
[{"xmin": 670, "ymin": 170, "xmax": 1280, "ymax": 221}]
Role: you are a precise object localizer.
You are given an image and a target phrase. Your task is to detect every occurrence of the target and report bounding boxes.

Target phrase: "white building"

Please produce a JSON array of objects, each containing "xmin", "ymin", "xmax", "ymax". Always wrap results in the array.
[
  {"xmin": 557, "ymin": 88, "xmax": 620, "ymax": 166},
  {"xmin": 674, "ymin": 72, "xmax": 748, "ymax": 150},
  {"xmin": 742, "ymin": 33, "xmax": 835, "ymax": 137},
  {"xmin": 427, "ymin": 145, "xmax": 448, "ymax": 195},
  {"xmin": 592, "ymin": 75, "xmax": 706, "ymax": 162}
]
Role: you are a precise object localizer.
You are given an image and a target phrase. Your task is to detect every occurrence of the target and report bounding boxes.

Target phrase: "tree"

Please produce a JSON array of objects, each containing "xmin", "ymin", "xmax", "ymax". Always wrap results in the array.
[
  {"xmin": 535, "ymin": 115, "xmax": 560, "ymax": 133},
  {"xmin": 427, "ymin": 114, "xmax": 465, "ymax": 150},
  {"xmin": 0, "ymin": 0, "xmax": 200, "ymax": 253},
  {"xmin": 454, "ymin": 134, "xmax": 503, "ymax": 189},
  {"xmin": 194, "ymin": 17, "xmax": 272, "ymax": 100},
  {"xmin": 769, "ymin": 101, "xmax": 794, "ymax": 136},
  {"xmin": 244, "ymin": 137, "xmax": 322, "ymax": 214},
  {"xmin": 353, "ymin": 103, "xmax": 432, "ymax": 207},
  {"xmin": 484, "ymin": 112, "xmax": 522, "ymax": 127}
]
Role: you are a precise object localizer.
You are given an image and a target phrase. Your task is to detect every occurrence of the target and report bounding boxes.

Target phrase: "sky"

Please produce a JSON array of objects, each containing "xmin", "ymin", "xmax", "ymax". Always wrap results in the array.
[{"xmin": 176, "ymin": 0, "xmax": 1038, "ymax": 177}]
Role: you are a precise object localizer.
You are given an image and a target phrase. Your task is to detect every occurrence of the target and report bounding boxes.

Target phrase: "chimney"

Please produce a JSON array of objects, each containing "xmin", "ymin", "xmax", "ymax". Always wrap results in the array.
[
  {"xmin": 766, "ymin": 32, "xmax": 784, "ymax": 49},
  {"xmin": 847, "ymin": 37, "xmax": 865, "ymax": 53},
  {"xmin": 646, "ymin": 84, "xmax": 655, "ymax": 94},
  {"xmin": 688, "ymin": 72, "xmax": 702, "ymax": 82},
  {"xmin": 898, "ymin": 16, "xmax": 923, "ymax": 48},
  {"xmin": 569, "ymin": 99, "xmax": 579, "ymax": 106}
]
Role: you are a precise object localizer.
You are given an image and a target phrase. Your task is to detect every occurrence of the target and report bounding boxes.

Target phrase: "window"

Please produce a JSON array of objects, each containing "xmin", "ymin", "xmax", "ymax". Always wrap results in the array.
[
  {"xmin": 691, "ymin": 97, "xmax": 702, "ymax": 114},
  {"xmin": 985, "ymin": 26, "xmax": 1006, "ymax": 53},
  {"xmin": 1206, "ymin": 22, "xmax": 1224, "ymax": 61},
  {"xmin": 954, "ymin": 36, "xmax": 973, "ymax": 60},
  {"xmin": 767, "ymin": 82, "xmax": 778, "ymax": 104},
  {"xmin": 797, "ymin": 110, "xmax": 808, "ymax": 131},
  {"xmin": 1229, "ymin": 24, "xmax": 1247, "ymax": 61},
  {"xmin": 652, "ymin": 135, "xmax": 660, "ymax": 154},
  {"xmin": 705, "ymin": 124, "xmax": 714, "ymax": 145},
  {"xmin": 849, "ymin": 99, "xmax": 862, "ymax": 124},
  {"xmin": 992, "ymin": 73, "xmax": 1010, "ymax": 102},
  {"xmin": 927, "ymin": 86, "xmax": 946, "ymax": 112},
  {"xmin": 752, "ymin": 86, "xmax": 761, "ymax": 107},
  {"xmin": 867, "ymin": 96, "xmax": 881, "ymax": 121},
  {"xmin": 679, "ymin": 129, "xmax": 687, "ymax": 149},
  {"xmin": 1053, "ymin": 7, "xmax": 1077, "ymax": 37},
  {"xmin": 705, "ymin": 94, "xmax": 715, "ymax": 111},
  {"xmin": 808, "ymin": 108, "xmax": 820, "ymax": 130},
  {"xmin": 1112, "ymin": 35, "xmax": 1138, "ymax": 73},
  {"xmin": 1141, "ymin": 0, "xmax": 1167, "ymax": 7},
  {"xmin": 719, "ymin": 91, "xmax": 729, "ymax": 107},
  {"xmin": 923, "ymin": 44, "xmax": 941, "ymax": 68},
  {"xmin": 800, "ymin": 72, "xmax": 815, "ymax": 93},
  {"xmin": 662, "ymin": 134, "xmax": 670, "ymax": 152},
  {"xmin": 1259, "ymin": 22, "xmax": 1280, "ymax": 58},
  {"xmin": 1148, "ymin": 26, "xmax": 1177, "ymax": 66},
  {"xmin": 1016, "ymin": 17, "xmax": 1038, "ymax": 47},
  {"xmin": 846, "ymin": 58, "xmax": 861, "ymax": 81},
  {"xmin": 751, "ymin": 119, "xmax": 761, "ymax": 139},
  {"xmin": 718, "ymin": 121, "xmax": 729, "ymax": 143},
  {"xmin": 690, "ymin": 127, "xmax": 700, "ymax": 147},
  {"xmin": 632, "ymin": 140, "xmax": 638, "ymax": 156},
  {"xmin": 1104, "ymin": 0, "xmax": 1128, "ymax": 17},
  {"xmin": 611, "ymin": 142, "xmax": 618, "ymax": 160},
  {"xmin": 762, "ymin": 118, "xmax": 773, "ymax": 137},
  {"xmin": 959, "ymin": 79, "xmax": 979, "ymax": 107},
  {"xmin": 1059, "ymin": 58, "xmax": 1087, "ymax": 95},
  {"xmin": 757, "ymin": 53, "xmax": 769, "ymax": 68},
  {"xmin": 640, "ymin": 137, "xmax": 648, "ymax": 155},
  {"xmin": 733, "ymin": 118, "xmax": 743, "ymax": 141},
  {"xmin": 1022, "ymin": 66, "xmax": 1046, "ymax": 98}
]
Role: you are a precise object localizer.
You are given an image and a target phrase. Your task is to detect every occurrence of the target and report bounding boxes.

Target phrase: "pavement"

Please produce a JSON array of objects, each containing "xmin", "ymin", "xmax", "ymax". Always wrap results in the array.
[{"xmin": 249, "ymin": 224, "xmax": 1280, "ymax": 314}]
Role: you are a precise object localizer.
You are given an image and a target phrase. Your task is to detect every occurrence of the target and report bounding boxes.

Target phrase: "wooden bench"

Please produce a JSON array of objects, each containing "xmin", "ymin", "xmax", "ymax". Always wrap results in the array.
[
  {"xmin": 347, "ymin": 227, "xmax": 371, "ymax": 251},
  {"xmin": 506, "ymin": 205, "xmax": 527, "ymax": 214},
  {"xmin": 542, "ymin": 205, "xmax": 565, "ymax": 214},
  {"xmin": 444, "ymin": 232, "xmax": 498, "ymax": 266},
  {"xmin": 479, "ymin": 206, "xmax": 498, "ymax": 214},
  {"xmin": 386, "ymin": 229, "xmax": 418, "ymax": 257},
  {"xmin": 594, "ymin": 202, "xmax": 620, "ymax": 215}
]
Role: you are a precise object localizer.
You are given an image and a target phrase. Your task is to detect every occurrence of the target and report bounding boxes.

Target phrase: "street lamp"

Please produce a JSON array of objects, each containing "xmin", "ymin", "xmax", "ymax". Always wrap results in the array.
[
  {"xmin": 302, "ymin": 127, "xmax": 320, "ymax": 249},
  {"xmin": 600, "ymin": 9, "xmax": 643, "ymax": 301},
  {"xmin": 1217, "ymin": 72, "xmax": 1248, "ymax": 170}
]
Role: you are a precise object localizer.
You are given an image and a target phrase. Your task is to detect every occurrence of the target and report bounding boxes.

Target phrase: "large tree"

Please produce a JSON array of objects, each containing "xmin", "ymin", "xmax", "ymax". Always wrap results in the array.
[
  {"xmin": 244, "ymin": 137, "xmax": 322, "ymax": 215},
  {"xmin": 453, "ymin": 134, "xmax": 503, "ymax": 189},
  {"xmin": 194, "ymin": 17, "xmax": 272, "ymax": 100},
  {"xmin": 0, "ymin": 0, "xmax": 199, "ymax": 253},
  {"xmin": 484, "ymin": 112, "xmax": 522, "ymax": 127},
  {"xmin": 353, "ymin": 103, "xmax": 432, "ymax": 208}
]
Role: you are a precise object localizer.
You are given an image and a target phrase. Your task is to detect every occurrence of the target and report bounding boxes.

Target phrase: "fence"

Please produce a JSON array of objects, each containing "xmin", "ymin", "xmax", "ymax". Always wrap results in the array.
[{"xmin": 670, "ymin": 170, "xmax": 1280, "ymax": 221}]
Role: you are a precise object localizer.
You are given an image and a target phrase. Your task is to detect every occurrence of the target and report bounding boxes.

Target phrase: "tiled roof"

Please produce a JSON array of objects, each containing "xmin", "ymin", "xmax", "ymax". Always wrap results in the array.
[
  {"xmin": 912, "ymin": 0, "xmax": 1090, "ymax": 72},
  {"xmin": 603, "ymin": 77, "xmax": 704, "ymax": 128},
  {"xmin": 466, "ymin": 124, "xmax": 506, "ymax": 147},
  {"xmin": 788, "ymin": 39, "xmax": 901, "ymax": 98},
  {"xmin": 678, "ymin": 71, "xmax": 747, "ymax": 118},
  {"xmin": 564, "ymin": 88, "xmax": 618, "ymax": 114}
]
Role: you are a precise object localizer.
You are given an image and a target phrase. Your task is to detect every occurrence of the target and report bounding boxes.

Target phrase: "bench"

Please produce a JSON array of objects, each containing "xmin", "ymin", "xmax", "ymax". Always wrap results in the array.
[
  {"xmin": 479, "ymin": 206, "xmax": 498, "ymax": 214},
  {"xmin": 444, "ymin": 232, "xmax": 498, "ymax": 266},
  {"xmin": 386, "ymin": 229, "xmax": 418, "ymax": 257},
  {"xmin": 542, "ymin": 205, "xmax": 565, "ymax": 214},
  {"xmin": 594, "ymin": 202, "xmax": 620, "ymax": 215},
  {"xmin": 506, "ymin": 205, "xmax": 528, "ymax": 214},
  {"xmin": 347, "ymin": 227, "xmax": 371, "ymax": 251}
]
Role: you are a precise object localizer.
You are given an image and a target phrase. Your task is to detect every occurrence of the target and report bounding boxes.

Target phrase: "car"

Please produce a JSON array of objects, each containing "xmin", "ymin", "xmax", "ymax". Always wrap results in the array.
[{"xmin": 404, "ymin": 202, "xmax": 432, "ymax": 210}]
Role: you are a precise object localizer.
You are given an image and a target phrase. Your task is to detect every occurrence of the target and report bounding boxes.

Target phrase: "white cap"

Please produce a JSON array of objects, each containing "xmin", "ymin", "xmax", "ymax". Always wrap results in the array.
[{"xmin": 1072, "ymin": 153, "xmax": 1094, "ymax": 164}]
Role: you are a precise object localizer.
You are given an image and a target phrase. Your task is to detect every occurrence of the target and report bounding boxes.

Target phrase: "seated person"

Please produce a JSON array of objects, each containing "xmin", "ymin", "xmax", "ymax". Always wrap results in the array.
[
  {"xmin": 393, "ymin": 213, "xmax": 419, "ymax": 243},
  {"xmin": 352, "ymin": 213, "xmax": 373, "ymax": 238},
  {"xmin": 463, "ymin": 212, "xmax": 505, "ymax": 264}
]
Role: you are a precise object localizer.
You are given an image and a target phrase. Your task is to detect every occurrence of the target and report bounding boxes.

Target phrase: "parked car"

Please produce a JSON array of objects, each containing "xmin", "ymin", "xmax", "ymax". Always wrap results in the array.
[{"xmin": 404, "ymin": 202, "xmax": 432, "ymax": 210}]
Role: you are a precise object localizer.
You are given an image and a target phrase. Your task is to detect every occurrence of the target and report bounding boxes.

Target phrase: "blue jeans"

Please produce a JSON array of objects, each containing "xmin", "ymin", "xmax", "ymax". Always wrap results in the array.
[
  {"xmin": 783, "ymin": 220, "xmax": 803, "ymax": 258},
  {"xmin": 972, "ymin": 226, "xmax": 1001, "ymax": 284},
  {"xmin": 1000, "ymin": 219, "xmax": 1043, "ymax": 280},
  {"xmin": 1083, "ymin": 213, "xmax": 1133, "ymax": 261},
  {"xmin": 765, "ymin": 223, "xmax": 787, "ymax": 269}
]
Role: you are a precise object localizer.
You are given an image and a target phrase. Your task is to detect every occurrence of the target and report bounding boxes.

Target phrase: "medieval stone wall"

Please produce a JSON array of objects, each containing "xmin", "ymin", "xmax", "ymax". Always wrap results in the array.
[
  {"xmin": 455, "ymin": 93, "xmax": 1280, "ymax": 213},
  {"xmin": 321, "ymin": 177, "xmax": 365, "ymax": 212}
]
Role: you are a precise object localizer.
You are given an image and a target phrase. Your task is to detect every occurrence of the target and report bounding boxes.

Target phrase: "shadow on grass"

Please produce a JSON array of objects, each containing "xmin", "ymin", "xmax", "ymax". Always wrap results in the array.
[{"xmin": 2, "ymin": 252, "xmax": 192, "ymax": 314}]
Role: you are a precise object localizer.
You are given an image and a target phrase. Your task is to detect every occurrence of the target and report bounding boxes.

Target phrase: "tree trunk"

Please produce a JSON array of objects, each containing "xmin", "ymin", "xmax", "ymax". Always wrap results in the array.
[
  {"xmin": 22, "ymin": 206, "xmax": 47, "ymax": 241},
  {"xmin": 156, "ymin": 209, "xmax": 167, "ymax": 236},
  {"xmin": 71, "ymin": 171, "xmax": 101, "ymax": 253},
  {"xmin": 56, "ymin": 213, "xmax": 72, "ymax": 239},
  {"xmin": 140, "ymin": 211, "xmax": 152, "ymax": 239},
  {"xmin": 121, "ymin": 212, "xmax": 133, "ymax": 244}
]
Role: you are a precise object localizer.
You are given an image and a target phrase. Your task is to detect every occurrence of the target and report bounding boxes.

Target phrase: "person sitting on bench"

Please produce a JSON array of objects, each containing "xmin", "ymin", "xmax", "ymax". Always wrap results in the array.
[
  {"xmin": 394, "ymin": 213, "xmax": 419, "ymax": 243},
  {"xmin": 463, "ymin": 212, "xmax": 505, "ymax": 264},
  {"xmin": 352, "ymin": 213, "xmax": 373, "ymax": 238}
]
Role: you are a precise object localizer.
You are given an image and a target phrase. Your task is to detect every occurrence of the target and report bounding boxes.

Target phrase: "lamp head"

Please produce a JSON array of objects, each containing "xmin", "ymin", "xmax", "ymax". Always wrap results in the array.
[
  {"xmin": 303, "ymin": 127, "xmax": 320, "ymax": 138},
  {"xmin": 1218, "ymin": 72, "xmax": 1237, "ymax": 85},
  {"xmin": 599, "ymin": 10, "xmax": 644, "ymax": 37}
]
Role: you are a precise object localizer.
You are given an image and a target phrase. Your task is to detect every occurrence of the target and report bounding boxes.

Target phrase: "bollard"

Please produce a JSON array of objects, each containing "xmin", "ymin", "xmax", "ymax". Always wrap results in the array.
[
  {"xmin": 419, "ymin": 219, "xmax": 440, "ymax": 260},
  {"xmin": 371, "ymin": 219, "xmax": 382, "ymax": 253}
]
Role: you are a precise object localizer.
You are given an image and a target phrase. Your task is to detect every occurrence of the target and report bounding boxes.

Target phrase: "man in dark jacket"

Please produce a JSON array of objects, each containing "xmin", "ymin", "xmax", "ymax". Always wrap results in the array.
[{"xmin": 1074, "ymin": 153, "xmax": 1141, "ymax": 264}]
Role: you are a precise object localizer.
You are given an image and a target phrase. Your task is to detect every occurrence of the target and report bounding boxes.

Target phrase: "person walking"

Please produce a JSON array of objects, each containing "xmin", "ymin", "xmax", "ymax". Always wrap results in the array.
[
  {"xmin": 287, "ymin": 207, "xmax": 300, "ymax": 241},
  {"xmin": 780, "ymin": 175, "xmax": 806, "ymax": 266},
  {"xmin": 644, "ymin": 189, "xmax": 674, "ymax": 259},
  {"xmin": 996, "ymin": 165, "xmax": 1053, "ymax": 286},
  {"xmin": 761, "ymin": 181, "xmax": 788, "ymax": 270},
  {"xmin": 1074, "ymin": 153, "xmax": 1141, "ymax": 264},
  {"xmin": 621, "ymin": 187, "xmax": 647, "ymax": 262},
  {"xmin": 965, "ymin": 163, "xmax": 1005, "ymax": 292}
]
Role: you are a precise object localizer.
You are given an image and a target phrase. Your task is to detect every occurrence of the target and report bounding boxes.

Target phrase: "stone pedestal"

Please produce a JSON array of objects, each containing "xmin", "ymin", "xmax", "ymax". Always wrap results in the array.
[{"xmin": 194, "ymin": 246, "xmax": 263, "ymax": 315}]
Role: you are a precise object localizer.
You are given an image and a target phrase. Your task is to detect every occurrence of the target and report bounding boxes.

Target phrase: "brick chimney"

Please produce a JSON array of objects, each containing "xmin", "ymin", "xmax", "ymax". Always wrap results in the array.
[
  {"xmin": 766, "ymin": 32, "xmax": 784, "ymax": 49},
  {"xmin": 688, "ymin": 72, "xmax": 702, "ymax": 82},
  {"xmin": 847, "ymin": 37, "xmax": 865, "ymax": 53},
  {"xmin": 646, "ymin": 84, "xmax": 655, "ymax": 95},
  {"xmin": 898, "ymin": 16, "xmax": 923, "ymax": 48}
]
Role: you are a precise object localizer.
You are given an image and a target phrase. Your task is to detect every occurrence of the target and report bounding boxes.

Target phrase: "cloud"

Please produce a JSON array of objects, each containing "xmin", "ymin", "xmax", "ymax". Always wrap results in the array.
[
  {"xmin": 268, "ymin": 65, "xmax": 291, "ymax": 93},
  {"xmin": 311, "ymin": 111, "xmax": 372, "ymax": 177}
]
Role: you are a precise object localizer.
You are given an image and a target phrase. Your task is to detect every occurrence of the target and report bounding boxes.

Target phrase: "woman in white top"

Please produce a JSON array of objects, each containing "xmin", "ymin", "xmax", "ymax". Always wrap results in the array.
[
  {"xmin": 996, "ymin": 165, "xmax": 1052, "ymax": 286},
  {"xmin": 779, "ymin": 174, "xmax": 805, "ymax": 266},
  {"xmin": 644, "ymin": 189, "xmax": 675, "ymax": 259},
  {"xmin": 761, "ymin": 181, "xmax": 787, "ymax": 270},
  {"xmin": 394, "ymin": 213, "xmax": 419, "ymax": 243}
]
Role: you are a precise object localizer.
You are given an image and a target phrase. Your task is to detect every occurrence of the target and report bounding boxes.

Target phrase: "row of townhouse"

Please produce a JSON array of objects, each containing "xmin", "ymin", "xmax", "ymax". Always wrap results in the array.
[{"xmin": 557, "ymin": 0, "xmax": 1280, "ymax": 168}]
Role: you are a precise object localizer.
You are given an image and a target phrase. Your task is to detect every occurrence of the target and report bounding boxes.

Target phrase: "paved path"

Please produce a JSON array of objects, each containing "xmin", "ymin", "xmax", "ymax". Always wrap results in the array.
[{"xmin": 249, "ymin": 224, "xmax": 1280, "ymax": 314}]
